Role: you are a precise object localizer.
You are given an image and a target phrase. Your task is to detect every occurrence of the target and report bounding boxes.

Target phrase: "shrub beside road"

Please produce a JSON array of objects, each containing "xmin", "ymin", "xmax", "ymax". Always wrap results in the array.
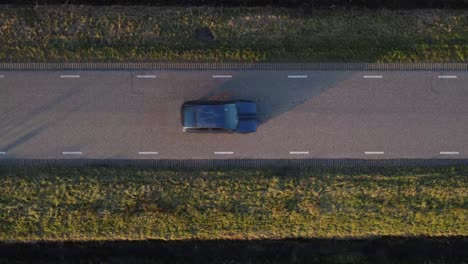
[
  {"xmin": 0, "ymin": 6, "xmax": 467, "ymax": 62},
  {"xmin": 0, "ymin": 166, "xmax": 466, "ymax": 241}
]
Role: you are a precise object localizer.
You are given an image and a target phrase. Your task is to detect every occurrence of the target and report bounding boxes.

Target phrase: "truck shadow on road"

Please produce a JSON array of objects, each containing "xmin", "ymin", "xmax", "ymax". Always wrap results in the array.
[{"xmin": 197, "ymin": 71, "xmax": 354, "ymax": 124}]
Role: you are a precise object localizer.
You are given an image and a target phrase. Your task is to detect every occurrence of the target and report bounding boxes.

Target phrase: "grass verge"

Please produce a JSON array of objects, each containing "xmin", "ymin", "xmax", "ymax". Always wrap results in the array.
[
  {"xmin": 0, "ymin": 6, "xmax": 467, "ymax": 62},
  {"xmin": 0, "ymin": 166, "xmax": 466, "ymax": 241}
]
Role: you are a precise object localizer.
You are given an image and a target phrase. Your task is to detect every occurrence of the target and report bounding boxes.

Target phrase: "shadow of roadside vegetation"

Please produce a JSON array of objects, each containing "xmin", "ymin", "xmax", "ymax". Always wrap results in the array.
[
  {"xmin": 3, "ymin": 0, "xmax": 467, "ymax": 8},
  {"xmin": 1, "ymin": 236, "xmax": 466, "ymax": 263}
]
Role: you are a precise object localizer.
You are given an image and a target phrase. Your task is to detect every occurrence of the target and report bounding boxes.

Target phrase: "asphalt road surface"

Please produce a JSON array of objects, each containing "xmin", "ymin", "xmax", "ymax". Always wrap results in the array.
[{"xmin": 0, "ymin": 70, "xmax": 466, "ymax": 159}]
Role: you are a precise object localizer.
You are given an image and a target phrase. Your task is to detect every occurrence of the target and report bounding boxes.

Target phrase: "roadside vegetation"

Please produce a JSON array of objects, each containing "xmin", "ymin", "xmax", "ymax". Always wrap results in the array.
[
  {"xmin": 0, "ymin": 166, "xmax": 466, "ymax": 241},
  {"xmin": 0, "ymin": 6, "xmax": 467, "ymax": 62}
]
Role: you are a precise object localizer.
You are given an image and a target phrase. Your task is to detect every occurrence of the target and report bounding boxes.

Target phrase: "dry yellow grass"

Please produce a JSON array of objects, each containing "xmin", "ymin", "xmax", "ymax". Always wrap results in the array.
[{"xmin": 0, "ymin": 166, "xmax": 466, "ymax": 241}]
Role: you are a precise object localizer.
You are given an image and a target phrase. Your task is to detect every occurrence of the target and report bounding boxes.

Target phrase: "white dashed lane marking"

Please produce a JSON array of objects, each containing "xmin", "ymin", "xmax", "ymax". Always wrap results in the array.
[
  {"xmin": 138, "ymin": 152, "xmax": 159, "ymax": 155},
  {"xmin": 363, "ymin": 75, "xmax": 382, "ymax": 79},
  {"xmin": 136, "ymin": 75, "xmax": 157, "ymax": 78},
  {"xmin": 60, "ymin": 75, "xmax": 80, "ymax": 78},
  {"xmin": 214, "ymin": 151, "xmax": 234, "ymax": 155},
  {"xmin": 288, "ymin": 75, "xmax": 308, "ymax": 79},
  {"xmin": 212, "ymin": 75, "xmax": 232, "ymax": 78},
  {"xmin": 440, "ymin": 151, "xmax": 459, "ymax": 155},
  {"xmin": 289, "ymin": 151, "xmax": 309, "ymax": 155},
  {"xmin": 438, "ymin": 75, "xmax": 457, "ymax": 79},
  {"xmin": 364, "ymin": 151, "xmax": 384, "ymax": 155},
  {"xmin": 0, "ymin": 152, "xmax": 6, "ymax": 155},
  {"xmin": 62, "ymin": 151, "xmax": 82, "ymax": 155}
]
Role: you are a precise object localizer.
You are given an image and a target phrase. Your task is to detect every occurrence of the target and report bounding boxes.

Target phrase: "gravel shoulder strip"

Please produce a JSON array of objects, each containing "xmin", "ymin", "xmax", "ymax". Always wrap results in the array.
[
  {"xmin": 0, "ymin": 62, "xmax": 467, "ymax": 71},
  {"xmin": 1, "ymin": 159, "xmax": 467, "ymax": 167}
]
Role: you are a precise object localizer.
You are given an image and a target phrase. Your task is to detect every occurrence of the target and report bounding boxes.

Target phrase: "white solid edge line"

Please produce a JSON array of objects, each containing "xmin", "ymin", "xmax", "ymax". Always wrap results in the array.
[
  {"xmin": 136, "ymin": 75, "xmax": 157, "ymax": 78},
  {"xmin": 62, "ymin": 151, "xmax": 83, "ymax": 155},
  {"xmin": 138, "ymin": 152, "xmax": 159, "ymax": 155},
  {"xmin": 288, "ymin": 75, "xmax": 308, "ymax": 78},
  {"xmin": 363, "ymin": 75, "xmax": 382, "ymax": 79},
  {"xmin": 60, "ymin": 75, "xmax": 80, "ymax": 78},
  {"xmin": 289, "ymin": 151, "xmax": 309, "ymax": 155},
  {"xmin": 214, "ymin": 151, "xmax": 234, "ymax": 155},
  {"xmin": 440, "ymin": 152, "xmax": 460, "ymax": 155},
  {"xmin": 438, "ymin": 75, "xmax": 457, "ymax": 79},
  {"xmin": 212, "ymin": 75, "xmax": 232, "ymax": 78},
  {"xmin": 364, "ymin": 151, "xmax": 385, "ymax": 155}
]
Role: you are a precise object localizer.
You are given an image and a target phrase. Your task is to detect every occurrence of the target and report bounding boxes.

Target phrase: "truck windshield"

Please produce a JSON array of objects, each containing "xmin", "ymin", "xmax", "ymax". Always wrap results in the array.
[{"xmin": 224, "ymin": 104, "xmax": 238, "ymax": 130}]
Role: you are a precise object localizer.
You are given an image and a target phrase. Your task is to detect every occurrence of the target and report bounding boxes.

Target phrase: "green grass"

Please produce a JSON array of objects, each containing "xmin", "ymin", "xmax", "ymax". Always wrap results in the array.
[
  {"xmin": 0, "ymin": 6, "xmax": 466, "ymax": 62},
  {"xmin": 0, "ymin": 166, "xmax": 466, "ymax": 241}
]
